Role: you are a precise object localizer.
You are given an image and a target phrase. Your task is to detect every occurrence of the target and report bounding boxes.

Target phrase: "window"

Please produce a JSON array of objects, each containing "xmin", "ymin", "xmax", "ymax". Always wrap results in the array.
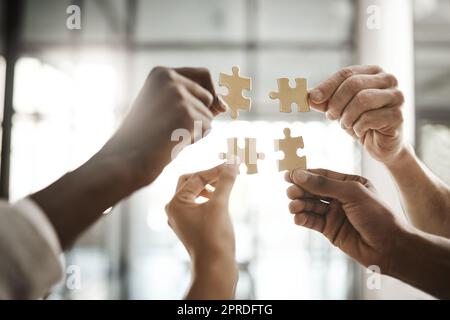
[{"xmin": 414, "ymin": 0, "xmax": 450, "ymax": 184}]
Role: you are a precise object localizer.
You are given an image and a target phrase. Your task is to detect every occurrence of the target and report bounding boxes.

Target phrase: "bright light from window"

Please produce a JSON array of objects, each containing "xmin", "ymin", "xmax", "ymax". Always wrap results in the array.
[
  {"xmin": 10, "ymin": 57, "xmax": 120, "ymax": 200},
  {"xmin": 137, "ymin": 119, "xmax": 356, "ymax": 299}
]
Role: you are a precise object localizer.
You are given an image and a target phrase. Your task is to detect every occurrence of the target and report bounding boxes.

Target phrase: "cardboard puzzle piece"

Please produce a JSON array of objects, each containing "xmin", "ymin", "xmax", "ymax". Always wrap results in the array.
[
  {"xmin": 219, "ymin": 137, "xmax": 265, "ymax": 174},
  {"xmin": 274, "ymin": 128, "xmax": 306, "ymax": 171},
  {"xmin": 219, "ymin": 66, "xmax": 252, "ymax": 119},
  {"xmin": 269, "ymin": 78, "xmax": 310, "ymax": 113}
]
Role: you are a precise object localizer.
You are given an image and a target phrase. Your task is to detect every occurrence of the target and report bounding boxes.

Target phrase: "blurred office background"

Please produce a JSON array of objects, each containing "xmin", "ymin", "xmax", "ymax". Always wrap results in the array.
[{"xmin": 0, "ymin": 0, "xmax": 448, "ymax": 299}]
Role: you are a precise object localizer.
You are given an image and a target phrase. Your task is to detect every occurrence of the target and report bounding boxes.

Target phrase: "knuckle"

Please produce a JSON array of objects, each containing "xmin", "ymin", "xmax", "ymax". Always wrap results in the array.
[
  {"xmin": 165, "ymin": 69, "xmax": 178, "ymax": 81},
  {"xmin": 362, "ymin": 178, "xmax": 375, "ymax": 190},
  {"xmin": 150, "ymin": 65, "xmax": 165, "ymax": 75},
  {"xmin": 338, "ymin": 67, "xmax": 354, "ymax": 80},
  {"xmin": 179, "ymin": 174, "xmax": 190, "ymax": 182},
  {"xmin": 151, "ymin": 66, "xmax": 173, "ymax": 81},
  {"xmin": 171, "ymin": 84, "xmax": 186, "ymax": 99},
  {"xmin": 383, "ymin": 73, "xmax": 398, "ymax": 87},
  {"xmin": 198, "ymin": 67, "xmax": 210, "ymax": 77},
  {"xmin": 349, "ymin": 181, "xmax": 366, "ymax": 194},
  {"xmin": 165, "ymin": 201, "xmax": 173, "ymax": 215},
  {"xmin": 368, "ymin": 65, "xmax": 383, "ymax": 73},
  {"xmin": 346, "ymin": 76, "xmax": 364, "ymax": 93},
  {"xmin": 393, "ymin": 89, "xmax": 405, "ymax": 104},
  {"xmin": 355, "ymin": 90, "xmax": 371, "ymax": 107}
]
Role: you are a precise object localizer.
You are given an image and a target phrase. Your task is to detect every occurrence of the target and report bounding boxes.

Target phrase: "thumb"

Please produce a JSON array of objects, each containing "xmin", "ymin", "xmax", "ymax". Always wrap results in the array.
[
  {"xmin": 291, "ymin": 169, "xmax": 361, "ymax": 203},
  {"xmin": 213, "ymin": 163, "xmax": 239, "ymax": 202}
]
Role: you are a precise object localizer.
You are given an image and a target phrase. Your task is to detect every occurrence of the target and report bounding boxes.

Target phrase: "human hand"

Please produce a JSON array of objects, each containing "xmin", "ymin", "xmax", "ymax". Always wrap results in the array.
[
  {"xmin": 166, "ymin": 163, "xmax": 239, "ymax": 299},
  {"xmin": 309, "ymin": 65, "xmax": 405, "ymax": 164},
  {"xmin": 285, "ymin": 168, "xmax": 406, "ymax": 274},
  {"xmin": 98, "ymin": 66, "xmax": 227, "ymax": 188}
]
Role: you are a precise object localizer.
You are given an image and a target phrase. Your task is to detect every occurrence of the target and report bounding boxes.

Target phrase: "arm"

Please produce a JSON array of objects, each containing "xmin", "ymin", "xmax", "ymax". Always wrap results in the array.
[
  {"xmin": 165, "ymin": 163, "xmax": 239, "ymax": 299},
  {"xmin": 286, "ymin": 168, "xmax": 450, "ymax": 299},
  {"xmin": 309, "ymin": 65, "xmax": 450, "ymax": 237},
  {"xmin": 384, "ymin": 145, "xmax": 450, "ymax": 238},
  {"xmin": 391, "ymin": 227, "xmax": 450, "ymax": 299},
  {"xmin": 32, "ymin": 66, "xmax": 226, "ymax": 250}
]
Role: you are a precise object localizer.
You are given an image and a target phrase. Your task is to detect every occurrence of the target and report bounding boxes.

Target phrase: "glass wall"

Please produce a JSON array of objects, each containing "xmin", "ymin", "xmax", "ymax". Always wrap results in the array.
[{"xmin": 414, "ymin": 0, "xmax": 450, "ymax": 184}]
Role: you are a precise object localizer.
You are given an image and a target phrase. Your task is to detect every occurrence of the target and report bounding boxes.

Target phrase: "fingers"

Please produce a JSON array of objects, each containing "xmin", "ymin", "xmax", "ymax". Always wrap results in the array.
[
  {"xmin": 174, "ymin": 72, "xmax": 214, "ymax": 108},
  {"xmin": 288, "ymin": 198, "xmax": 329, "ymax": 215},
  {"xmin": 293, "ymin": 213, "xmax": 325, "ymax": 233},
  {"xmin": 286, "ymin": 184, "xmax": 316, "ymax": 200},
  {"xmin": 353, "ymin": 106, "xmax": 403, "ymax": 139},
  {"xmin": 307, "ymin": 168, "xmax": 373, "ymax": 188},
  {"xmin": 183, "ymin": 89, "xmax": 214, "ymax": 121},
  {"xmin": 176, "ymin": 164, "xmax": 222, "ymax": 200},
  {"xmin": 174, "ymin": 67, "xmax": 227, "ymax": 116},
  {"xmin": 290, "ymin": 169, "xmax": 365, "ymax": 203},
  {"xmin": 213, "ymin": 163, "xmax": 239, "ymax": 202},
  {"xmin": 309, "ymin": 65, "xmax": 383, "ymax": 108},
  {"xmin": 326, "ymin": 73, "xmax": 398, "ymax": 121},
  {"xmin": 340, "ymin": 88, "xmax": 404, "ymax": 130}
]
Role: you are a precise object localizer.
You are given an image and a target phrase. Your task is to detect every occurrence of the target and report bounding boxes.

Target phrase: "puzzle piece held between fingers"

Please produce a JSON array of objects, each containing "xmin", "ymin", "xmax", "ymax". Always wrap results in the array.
[
  {"xmin": 274, "ymin": 128, "xmax": 307, "ymax": 171},
  {"xmin": 269, "ymin": 78, "xmax": 310, "ymax": 113},
  {"xmin": 219, "ymin": 66, "xmax": 252, "ymax": 119},
  {"xmin": 219, "ymin": 137, "xmax": 265, "ymax": 174}
]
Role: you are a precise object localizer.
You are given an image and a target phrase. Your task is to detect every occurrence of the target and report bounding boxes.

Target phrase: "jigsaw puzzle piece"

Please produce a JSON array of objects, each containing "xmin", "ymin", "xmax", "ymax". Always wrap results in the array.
[
  {"xmin": 244, "ymin": 138, "xmax": 265, "ymax": 174},
  {"xmin": 274, "ymin": 128, "xmax": 307, "ymax": 171},
  {"xmin": 269, "ymin": 78, "xmax": 310, "ymax": 113},
  {"xmin": 219, "ymin": 66, "xmax": 252, "ymax": 119},
  {"xmin": 219, "ymin": 137, "xmax": 264, "ymax": 174}
]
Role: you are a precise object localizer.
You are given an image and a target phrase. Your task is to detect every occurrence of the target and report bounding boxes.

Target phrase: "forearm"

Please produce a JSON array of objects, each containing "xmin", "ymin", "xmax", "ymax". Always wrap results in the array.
[
  {"xmin": 388, "ymin": 227, "xmax": 450, "ymax": 299},
  {"xmin": 30, "ymin": 152, "xmax": 141, "ymax": 250},
  {"xmin": 385, "ymin": 145, "xmax": 450, "ymax": 237},
  {"xmin": 186, "ymin": 256, "xmax": 238, "ymax": 300}
]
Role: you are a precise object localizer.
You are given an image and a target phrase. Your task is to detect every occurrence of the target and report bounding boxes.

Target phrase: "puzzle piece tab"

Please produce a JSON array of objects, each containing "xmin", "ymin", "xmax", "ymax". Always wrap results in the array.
[
  {"xmin": 269, "ymin": 78, "xmax": 310, "ymax": 113},
  {"xmin": 219, "ymin": 66, "xmax": 252, "ymax": 119},
  {"xmin": 219, "ymin": 137, "xmax": 265, "ymax": 174},
  {"xmin": 274, "ymin": 128, "xmax": 306, "ymax": 171}
]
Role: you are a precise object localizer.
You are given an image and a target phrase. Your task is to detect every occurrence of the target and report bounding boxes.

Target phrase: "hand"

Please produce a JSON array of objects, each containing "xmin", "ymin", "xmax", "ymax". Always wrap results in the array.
[
  {"xmin": 309, "ymin": 65, "xmax": 405, "ymax": 164},
  {"xmin": 29, "ymin": 67, "xmax": 227, "ymax": 250},
  {"xmin": 166, "ymin": 163, "xmax": 239, "ymax": 299},
  {"xmin": 285, "ymin": 168, "xmax": 405, "ymax": 274},
  {"xmin": 98, "ymin": 66, "xmax": 227, "ymax": 188}
]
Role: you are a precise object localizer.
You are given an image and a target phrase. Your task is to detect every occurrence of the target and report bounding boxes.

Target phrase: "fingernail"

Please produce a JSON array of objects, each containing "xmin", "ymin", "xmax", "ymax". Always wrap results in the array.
[
  {"xmin": 310, "ymin": 89, "xmax": 324, "ymax": 103},
  {"xmin": 326, "ymin": 111, "xmax": 336, "ymax": 120},
  {"xmin": 294, "ymin": 170, "xmax": 309, "ymax": 183}
]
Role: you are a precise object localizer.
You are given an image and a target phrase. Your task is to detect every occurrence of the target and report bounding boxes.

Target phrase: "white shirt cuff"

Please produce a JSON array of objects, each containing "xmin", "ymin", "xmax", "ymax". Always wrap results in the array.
[{"xmin": 13, "ymin": 197, "xmax": 62, "ymax": 256}]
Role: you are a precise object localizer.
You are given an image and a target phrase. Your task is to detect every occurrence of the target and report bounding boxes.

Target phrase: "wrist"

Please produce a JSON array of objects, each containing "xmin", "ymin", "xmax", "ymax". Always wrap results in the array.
[
  {"xmin": 193, "ymin": 252, "xmax": 238, "ymax": 283},
  {"xmin": 188, "ymin": 252, "xmax": 238, "ymax": 300},
  {"xmin": 383, "ymin": 144, "xmax": 414, "ymax": 171},
  {"xmin": 387, "ymin": 226, "xmax": 450, "ymax": 299},
  {"xmin": 385, "ymin": 225, "xmax": 418, "ymax": 278}
]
